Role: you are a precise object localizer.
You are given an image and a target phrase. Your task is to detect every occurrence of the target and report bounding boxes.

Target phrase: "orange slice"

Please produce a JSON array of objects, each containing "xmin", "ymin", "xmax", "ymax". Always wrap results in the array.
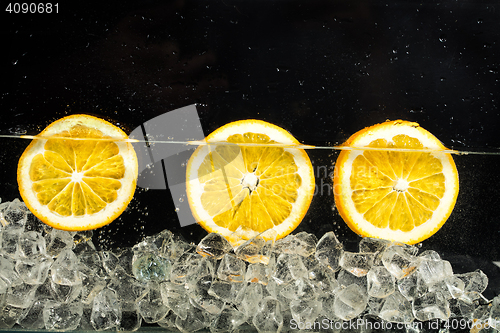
[
  {"xmin": 17, "ymin": 114, "xmax": 138, "ymax": 231},
  {"xmin": 186, "ymin": 119, "xmax": 315, "ymax": 242},
  {"xmin": 333, "ymin": 120, "xmax": 459, "ymax": 244}
]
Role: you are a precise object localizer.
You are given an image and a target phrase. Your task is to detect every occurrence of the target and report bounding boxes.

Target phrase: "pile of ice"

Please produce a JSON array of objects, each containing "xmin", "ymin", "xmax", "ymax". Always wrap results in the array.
[{"xmin": 1, "ymin": 198, "xmax": 499, "ymax": 332}]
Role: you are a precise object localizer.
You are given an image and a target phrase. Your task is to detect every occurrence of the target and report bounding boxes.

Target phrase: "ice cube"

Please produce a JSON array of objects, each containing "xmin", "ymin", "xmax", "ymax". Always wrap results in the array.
[
  {"xmin": 187, "ymin": 257, "xmax": 215, "ymax": 285},
  {"xmin": 429, "ymin": 275, "xmax": 465, "ymax": 300},
  {"xmin": 170, "ymin": 252, "xmax": 202, "ymax": 285},
  {"xmin": 337, "ymin": 269, "xmax": 367, "ymax": 292},
  {"xmin": 455, "ymin": 269, "xmax": 488, "ymax": 301},
  {"xmin": 382, "ymin": 245, "xmax": 420, "ymax": 279},
  {"xmin": 100, "ymin": 251, "xmax": 119, "ymax": 275},
  {"xmin": 174, "ymin": 301, "xmax": 210, "ymax": 333},
  {"xmin": 0, "ymin": 255, "xmax": 20, "ymax": 292},
  {"xmin": 160, "ymin": 282, "xmax": 190, "ymax": 320},
  {"xmin": 78, "ymin": 250, "xmax": 105, "ymax": 277},
  {"xmin": 272, "ymin": 253, "xmax": 307, "ymax": 285},
  {"xmin": 318, "ymin": 293, "xmax": 338, "ymax": 321},
  {"xmin": 252, "ymin": 296, "xmax": 283, "ymax": 333},
  {"xmin": 239, "ymin": 282, "xmax": 265, "ymax": 317},
  {"xmin": 367, "ymin": 266, "xmax": 396, "ymax": 298},
  {"xmin": 308, "ymin": 265, "xmax": 339, "ymax": 295},
  {"xmin": 117, "ymin": 247, "xmax": 134, "ymax": 276},
  {"xmin": 359, "ymin": 237, "xmax": 391, "ymax": 265},
  {"xmin": 196, "ymin": 233, "xmax": 233, "ymax": 259},
  {"xmin": 188, "ymin": 275, "xmax": 225, "ymax": 314},
  {"xmin": 45, "ymin": 229, "xmax": 75, "ymax": 257},
  {"xmin": 235, "ymin": 229, "xmax": 276, "ymax": 264},
  {"xmin": 108, "ymin": 266, "xmax": 149, "ymax": 304},
  {"xmin": 151, "ymin": 229, "xmax": 174, "ymax": 257},
  {"xmin": 412, "ymin": 291, "xmax": 450, "ymax": 321},
  {"xmin": 0, "ymin": 199, "xmax": 28, "ymax": 230},
  {"xmin": 0, "ymin": 304, "xmax": 24, "ymax": 329},
  {"xmin": 489, "ymin": 295, "xmax": 500, "ymax": 329},
  {"xmin": 334, "ymin": 284, "xmax": 368, "ymax": 321},
  {"xmin": 0, "ymin": 229, "xmax": 20, "ymax": 258},
  {"xmin": 43, "ymin": 299, "xmax": 83, "ymax": 331},
  {"xmin": 290, "ymin": 298, "xmax": 322, "ymax": 324},
  {"xmin": 315, "ymin": 231, "xmax": 343, "ymax": 272},
  {"xmin": 208, "ymin": 279, "xmax": 246, "ymax": 304},
  {"xmin": 210, "ymin": 306, "xmax": 247, "ymax": 332},
  {"xmin": 50, "ymin": 249, "xmax": 80, "ymax": 284},
  {"xmin": 378, "ymin": 290, "xmax": 413, "ymax": 323},
  {"xmin": 15, "ymin": 255, "xmax": 52, "ymax": 285},
  {"xmin": 17, "ymin": 299, "xmax": 45, "ymax": 330},
  {"xmin": 274, "ymin": 232, "xmax": 317, "ymax": 257},
  {"xmin": 118, "ymin": 304, "xmax": 142, "ymax": 332},
  {"xmin": 78, "ymin": 265, "xmax": 106, "ymax": 305},
  {"xmin": 18, "ymin": 231, "xmax": 46, "ymax": 258},
  {"xmin": 359, "ymin": 237, "xmax": 391, "ymax": 254},
  {"xmin": 418, "ymin": 250, "xmax": 441, "ymax": 260},
  {"xmin": 339, "ymin": 251, "xmax": 375, "ymax": 277},
  {"xmin": 5, "ymin": 282, "xmax": 37, "ymax": 308},
  {"xmin": 50, "ymin": 279, "xmax": 82, "ymax": 304},
  {"xmin": 280, "ymin": 278, "xmax": 316, "ymax": 301},
  {"xmin": 217, "ymin": 254, "xmax": 246, "ymax": 283},
  {"xmin": 132, "ymin": 251, "xmax": 171, "ymax": 283},
  {"xmin": 90, "ymin": 288, "xmax": 121, "ymax": 331},
  {"xmin": 157, "ymin": 311, "xmax": 178, "ymax": 331},
  {"xmin": 417, "ymin": 258, "xmax": 453, "ymax": 286},
  {"xmin": 137, "ymin": 282, "xmax": 169, "ymax": 323},
  {"xmin": 397, "ymin": 270, "xmax": 428, "ymax": 301},
  {"xmin": 245, "ymin": 262, "xmax": 271, "ymax": 285}
]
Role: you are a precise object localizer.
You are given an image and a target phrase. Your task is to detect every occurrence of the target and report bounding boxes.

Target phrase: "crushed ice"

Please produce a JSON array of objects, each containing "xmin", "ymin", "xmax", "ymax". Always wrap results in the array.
[{"xmin": 0, "ymin": 198, "xmax": 498, "ymax": 332}]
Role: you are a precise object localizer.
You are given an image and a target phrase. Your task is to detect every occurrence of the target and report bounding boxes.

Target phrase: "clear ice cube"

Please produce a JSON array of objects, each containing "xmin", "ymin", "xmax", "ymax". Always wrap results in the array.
[
  {"xmin": 290, "ymin": 298, "xmax": 322, "ymax": 324},
  {"xmin": 196, "ymin": 233, "xmax": 233, "ymax": 259},
  {"xmin": 382, "ymin": 245, "xmax": 420, "ymax": 280},
  {"xmin": 18, "ymin": 231, "xmax": 46, "ymax": 258},
  {"xmin": 137, "ymin": 282, "xmax": 169, "ymax": 323},
  {"xmin": 160, "ymin": 282, "xmax": 190, "ymax": 320},
  {"xmin": 42, "ymin": 299, "xmax": 83, "ymax": 331},
  {"xmin": 417, "ymin": 258, "xmax": 453, "ymax": 286},
  {"xmin": 210, "ymin": 306, "xmax": 247, "ymax": 332},
  {"xmin": 334, "ymin": 284, "xmax": 368, "ymax": 321},
  {"xmin": 378, "ymin": 290, "xmax": 413, "ymax": 323},
  {"xmin": 455, "ymin": 269, "xmax": 488, "ymax": 301},
  {"xmin": 274, "ymin": 232, "xmax": 317, "ymax": 257},
  {"xmin": 412, "ymin": 291, "xmax": 451, "ymax": 321},
  {"xmin": 252, "ymin": 296, "xmax": 283, "ymax": 333},
  {"xmin": 235, "ymin": 229, "xmax": 276, "ymax": 264},
  {"xmin": 217, "ymin": 254, "xmax": 246, "ymax": 283},
  {"xmin": 339, "ymin": 251, "xmax": 375, "ymax": 277},
  {"xmin": 315, "ymin": 231, "xmax": 343, "ymax": 272},
  {"xmin": 15, "ymin": 255, "xmax": 52, "ymax": 285},
  {"xmin": 367, "ymin": 266, "xmax": 396, "ymax": 298},
  {"xmin": 90, "ymin": 288, "xmax": 121, "ymax": 331},
  {"xmin": 132, "ymin": 251, "xmax": 171, "ymax": 283}
]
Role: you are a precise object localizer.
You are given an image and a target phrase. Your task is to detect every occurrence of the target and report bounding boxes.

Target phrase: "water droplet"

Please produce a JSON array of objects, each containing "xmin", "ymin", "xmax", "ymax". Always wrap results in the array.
[
  {"xmin": 477, "ymin": 19, "xmax": 483, "ymax": 24},
  {"xmin": 179, "ymin": 198, "xmax": 184, "ymax": 202},
  {"xmin": 12, "ymin": 60, "xmax": 18, "ymax": 65},
  {"xmin": 175, "ymin": 208, "xmax": 180, "ymax": 212},
  {"xmin": 440, "ymin": 77, "xmax": 446, "ymax": 82},
  {"xmin": 439, "ymin": 35, "xmax": 447, "ymax": 43}
]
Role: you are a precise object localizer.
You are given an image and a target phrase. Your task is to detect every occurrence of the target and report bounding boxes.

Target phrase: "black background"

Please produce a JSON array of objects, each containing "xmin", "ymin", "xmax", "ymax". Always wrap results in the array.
[{"xmin": 2, "ymin": 0, "xmax": 500, "ymax": 296}]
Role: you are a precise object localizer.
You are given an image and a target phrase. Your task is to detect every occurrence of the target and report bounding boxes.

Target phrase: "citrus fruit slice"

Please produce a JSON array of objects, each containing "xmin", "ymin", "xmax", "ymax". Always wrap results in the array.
[
  {"xmin": 186, "ymin": 119, "xmax": 315, "ymax": 242},
  {"xmin": 333, "ymin": 120, "xmax": 459, "ymax": 245},
  {"xmin": 17, "ymin": 114, "xmax": 138, "ymax": 231}
]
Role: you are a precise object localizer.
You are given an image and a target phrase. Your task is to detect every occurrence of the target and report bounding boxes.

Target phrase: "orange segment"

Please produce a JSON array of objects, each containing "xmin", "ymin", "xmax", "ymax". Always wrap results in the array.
[
  {"xmin": 17, "ymin": 114, "xmax": 138, "ymax": 231},
  {"xmin": 186, "ymin": 119, "xmax": 315, "ymax": 243},
  {"xmin": 333, "ymin": 120, "xmax": 459, "ymax": 244}
]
